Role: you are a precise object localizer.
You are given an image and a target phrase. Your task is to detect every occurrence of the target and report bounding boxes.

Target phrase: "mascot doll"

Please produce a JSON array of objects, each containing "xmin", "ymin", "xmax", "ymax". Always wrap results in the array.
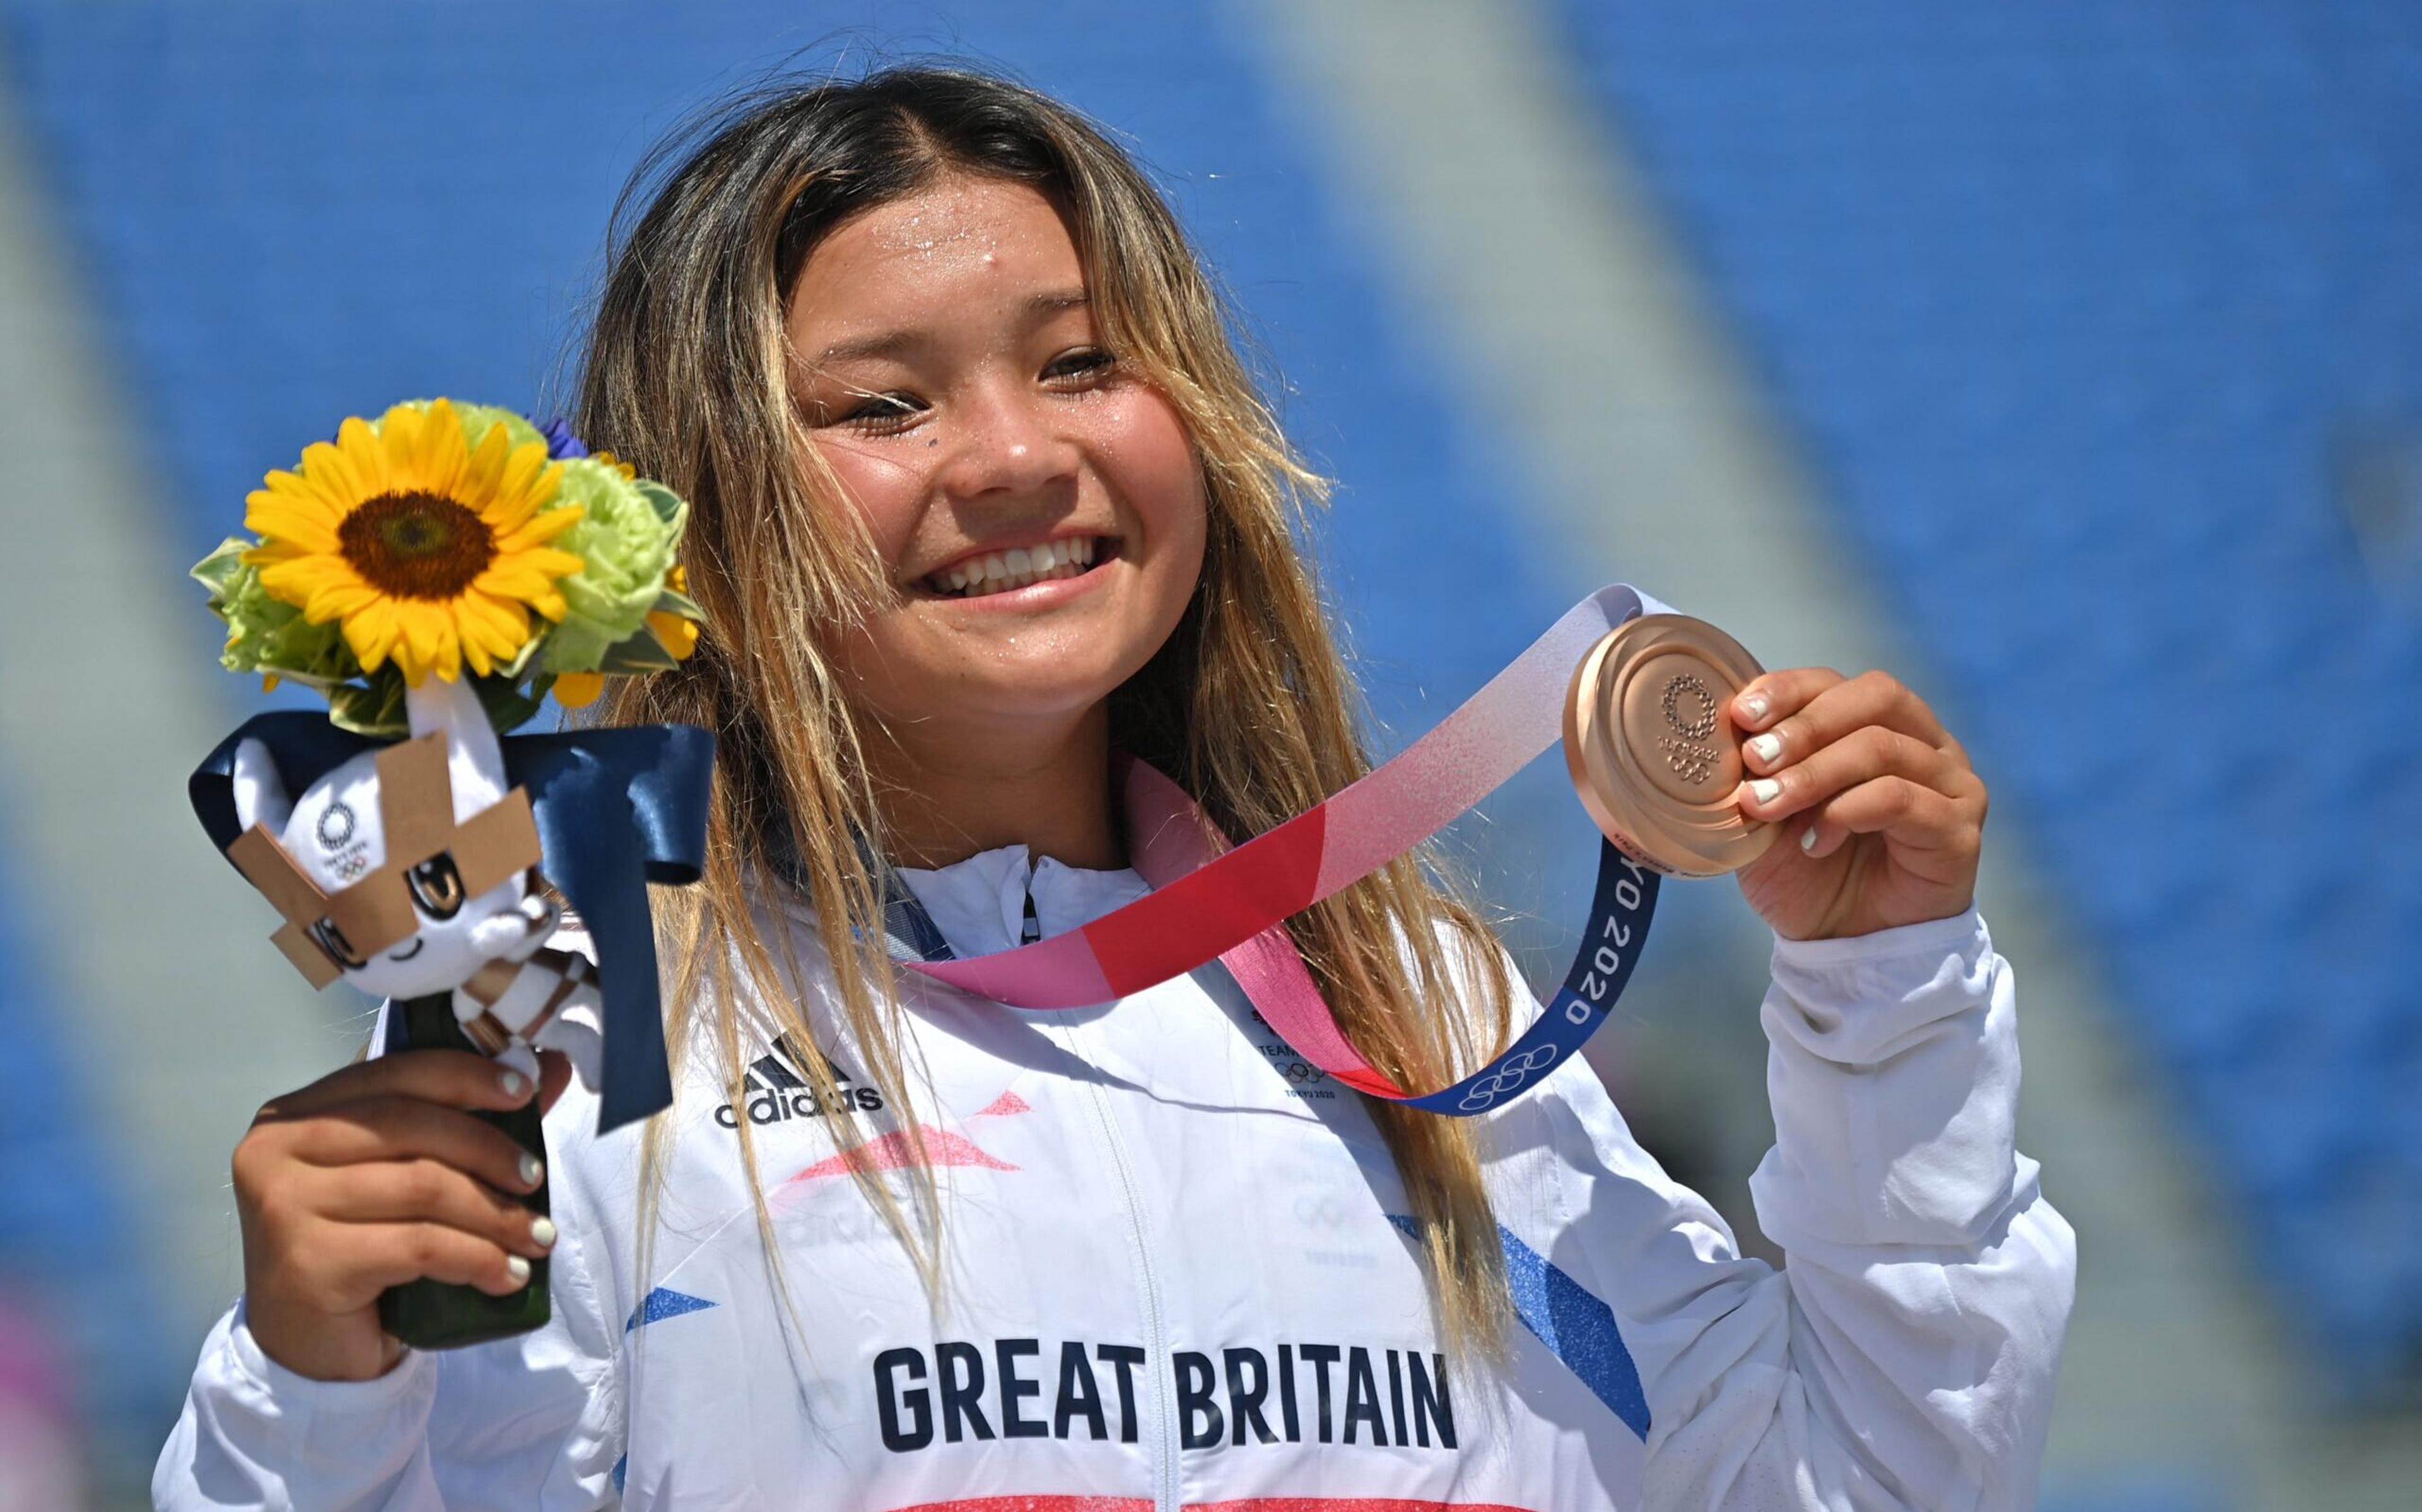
[{"xmin": 186, "ymin": 399, "xmax": 713, "ymax": 1349}]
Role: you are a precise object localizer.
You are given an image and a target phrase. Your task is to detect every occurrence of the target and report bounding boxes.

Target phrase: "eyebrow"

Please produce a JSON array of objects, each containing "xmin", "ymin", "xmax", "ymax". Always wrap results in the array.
[{"xmin": 812, "ymin": 288, "xmax": 1091, "ymax": 367}]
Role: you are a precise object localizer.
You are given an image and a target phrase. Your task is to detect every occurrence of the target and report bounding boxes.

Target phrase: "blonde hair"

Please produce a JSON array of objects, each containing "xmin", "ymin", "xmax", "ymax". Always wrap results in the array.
[{"xmin": 573, "ymin": 65, "xmax": 1514, "ymax": 1355}]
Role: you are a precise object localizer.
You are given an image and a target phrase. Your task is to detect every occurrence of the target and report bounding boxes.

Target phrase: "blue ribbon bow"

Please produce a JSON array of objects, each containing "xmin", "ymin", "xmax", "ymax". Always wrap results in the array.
[{"xmin": 190, "ymin": 714, "xmax": 715, "ymax": 1132}]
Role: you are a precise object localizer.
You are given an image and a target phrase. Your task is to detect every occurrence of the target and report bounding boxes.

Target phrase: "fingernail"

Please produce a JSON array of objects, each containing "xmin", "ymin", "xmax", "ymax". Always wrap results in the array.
[
  {"xmin": 1800, "ymin": 825, "xmax": 1820, "ymax": 853},
  {"xmin": 1749, "ymin": 779, "xmax": 1781, "ymax": 805},
  {"xmin": 505, "ymin": 1255, "xmax": 531, "ymax": 1284},
  {"xmin": 518, "ymin": 1153, "xmax": 544, "ymax": 1188},
  {"xmin": 1737, "ymin": 691, "xmax": 1769, "ymax": 724},
  {"xmin": 499, "ymin": 1070, "xmax": 527, "ymax": 1099},
  {"xmin": 1747, "ymin": 733, "xmax": 1782, "ymax": 766},
  {"xmin": 530, "ymin": 1215, "xmax": 557, "ymax": 1249}
]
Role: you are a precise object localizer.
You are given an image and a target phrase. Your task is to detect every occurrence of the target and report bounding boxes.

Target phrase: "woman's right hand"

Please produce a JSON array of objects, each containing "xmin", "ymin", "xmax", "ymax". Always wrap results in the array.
[{"xmin": 230, "ymin": 1048, "xmax": 568, "ymax": 1381}]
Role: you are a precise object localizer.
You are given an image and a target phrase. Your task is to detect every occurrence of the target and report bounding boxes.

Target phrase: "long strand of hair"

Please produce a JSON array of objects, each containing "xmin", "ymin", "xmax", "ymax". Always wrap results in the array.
[{"xmin": 573, "ymin": 62, "xmax": 1516, "ymax": 1361}]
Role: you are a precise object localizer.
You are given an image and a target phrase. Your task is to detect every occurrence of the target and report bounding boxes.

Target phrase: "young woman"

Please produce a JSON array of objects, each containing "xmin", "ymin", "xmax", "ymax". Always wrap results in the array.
[{"xmin": 156, "ymin": 67, "xmax": 2072, "ymax": 1510}]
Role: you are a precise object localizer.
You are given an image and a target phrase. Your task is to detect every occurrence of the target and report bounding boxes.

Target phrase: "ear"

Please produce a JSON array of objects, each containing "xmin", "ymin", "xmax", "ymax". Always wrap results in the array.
[
  {"xmin": 404, "ymin": 675, "xmax": 507, "ymax": 822},
  {"xmin": 230, "ymin": 738, "xmax": 293, "ymax": 837}
]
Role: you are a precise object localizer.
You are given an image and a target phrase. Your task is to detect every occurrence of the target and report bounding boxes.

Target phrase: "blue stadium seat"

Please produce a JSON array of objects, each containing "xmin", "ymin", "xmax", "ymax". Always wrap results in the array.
[{"xmin": 1551, "ymin": 0, "xmax": 2422, "ymax": 1392}]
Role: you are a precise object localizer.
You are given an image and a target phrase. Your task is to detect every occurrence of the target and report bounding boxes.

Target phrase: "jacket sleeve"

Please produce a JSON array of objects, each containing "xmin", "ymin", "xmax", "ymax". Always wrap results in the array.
[
  {"xmin": 152, "ymin": 1069, "xmax": 625, "ymax": 1509},
  {"xmin": 1531, "ymin": 908, "xmax": 2074, "ymax": 1511}
]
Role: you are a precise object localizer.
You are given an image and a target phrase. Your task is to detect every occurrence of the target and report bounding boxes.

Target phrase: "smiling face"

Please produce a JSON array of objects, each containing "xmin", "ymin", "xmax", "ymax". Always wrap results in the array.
[{"xmin": 786, "ymin": 175, "xmax": 1208, "ymax": 750}]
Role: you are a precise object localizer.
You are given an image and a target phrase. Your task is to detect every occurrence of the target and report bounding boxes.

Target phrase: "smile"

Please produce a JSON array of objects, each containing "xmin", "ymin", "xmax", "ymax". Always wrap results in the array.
[
  {"xmin": 921, "ymin": 535, "xmax": 1111, "ymax": 600},
  {"xmin": 387, "ymin": 938, "xmax": 425, "ymax": 963}
]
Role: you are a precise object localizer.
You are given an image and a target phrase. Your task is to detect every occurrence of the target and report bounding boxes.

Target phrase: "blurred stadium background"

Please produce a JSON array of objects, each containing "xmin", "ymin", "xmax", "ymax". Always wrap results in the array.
[{"xmin": 0, "ymin": 1, "xmax": 2414, "ymax": 1506}]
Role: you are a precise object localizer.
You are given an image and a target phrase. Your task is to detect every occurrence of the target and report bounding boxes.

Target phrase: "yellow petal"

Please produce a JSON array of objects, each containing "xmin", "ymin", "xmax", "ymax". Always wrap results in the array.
[
  {"xmin": 495, "ymin": 506, "xmax": 583, "ymax": 550},
  {"xmin": 471, "ymin": 550, "xmax": 583, "ymax": 602},
  {"xmin": 260, "ymin": 559, "xmax": 368, "ymax": 616},
  {"xmin": 458, "ymin": 590, "xmax": 532, "ymax": 654},
  {"xmin": 298, "ymin": 439, "xmax": 374, "ymax": 509},
  {"xmin": 416, "ymin": 402, "xmax": 473, "ymax": 501},
  {"xmin": 647, "ymin": 609, "xmax": 699, "ymax": 660},
  {"xmin": 253, "ymin": 469, "xmax": 339, "ymax": 516},
  {"xmin": 335, "ymin": 414, "xmax": 383, "ymax": 464},
  {"xmin": 397, "ymin": 603, "xmax": 449, "ymax": 680},
  {"xmin": 344, "ymin": 603, "xmax": 401, "ymax": 675},
  {"xmin": 244, "ymin": 499, "xmax": 342, "ymax": 553},
  {"xmin": 377, "ymin": 404, "xmax": 430, "ymax": 496},
  {"xmin": 305, "ymin": 583, "xmax": 386, "ymax": 625},
  {"xmin": 457, "ymin": 417, "xmax": 515, "ymax": 510},
  {"xmin": 498, "ymin": 441, "xmax": 557, "ymax": 508},
  {"xmin": 553, "ymin": 671, "xmax": 604, "ymax": 709}
]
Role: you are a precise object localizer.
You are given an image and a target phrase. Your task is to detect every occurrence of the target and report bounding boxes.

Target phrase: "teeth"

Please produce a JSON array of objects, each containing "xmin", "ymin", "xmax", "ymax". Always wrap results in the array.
[{"xmin": 925, "ymin": 538, "xmax": 1107, "ymax": 599}]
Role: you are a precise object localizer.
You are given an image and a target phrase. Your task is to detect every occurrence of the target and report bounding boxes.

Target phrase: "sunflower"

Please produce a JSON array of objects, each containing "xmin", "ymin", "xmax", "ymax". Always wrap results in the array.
[{"xmin": 243, "ymin": 398, "xmax": 585, "ymax": 685}]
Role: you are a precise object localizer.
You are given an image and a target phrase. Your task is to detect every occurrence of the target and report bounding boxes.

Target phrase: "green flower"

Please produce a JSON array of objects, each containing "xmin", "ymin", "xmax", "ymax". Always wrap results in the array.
[
  {"xmin": 192, "ymin": 535, "xmax": 355, "ymax": 687},
  {"xmin": 539, "ymin": 457, "xmax": 691, "ymax": 674}
]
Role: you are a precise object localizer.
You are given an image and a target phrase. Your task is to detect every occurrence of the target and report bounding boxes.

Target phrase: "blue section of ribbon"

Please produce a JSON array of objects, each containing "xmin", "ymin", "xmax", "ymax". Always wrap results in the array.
[
  {"xmin": 624, "ymin": 1285, "xmax": 717, "ymax": 1334},
  {"xmin": 1400, "ymin": 837, "xmax": 1660, "ymax": 1115},
  {"xmin": 190, "ymin": 712, "xmax": 714, "ymax": 1131},
  {"xmin": 1388, "ymin": 1214, "xmax": 1651, "ymax": 1440}
]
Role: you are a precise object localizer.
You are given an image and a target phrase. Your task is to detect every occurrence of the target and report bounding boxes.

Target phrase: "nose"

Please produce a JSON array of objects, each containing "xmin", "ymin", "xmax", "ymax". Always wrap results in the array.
[{"xmin": 934, "ymin": 376, "xmax": 1078, "ymax": 504}]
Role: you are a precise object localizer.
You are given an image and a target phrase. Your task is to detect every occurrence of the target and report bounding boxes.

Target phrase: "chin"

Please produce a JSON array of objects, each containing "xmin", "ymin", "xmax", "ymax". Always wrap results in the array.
[{"xmin": 949, "ymin": 680, "xmax": 1127, "ymax": 732}]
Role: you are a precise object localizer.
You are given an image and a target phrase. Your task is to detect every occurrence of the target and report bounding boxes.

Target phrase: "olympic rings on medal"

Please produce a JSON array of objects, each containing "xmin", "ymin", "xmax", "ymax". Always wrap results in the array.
[{"xmin": 1456, "ymin": 1042, "xmax": 1562, "ymax": 1112}]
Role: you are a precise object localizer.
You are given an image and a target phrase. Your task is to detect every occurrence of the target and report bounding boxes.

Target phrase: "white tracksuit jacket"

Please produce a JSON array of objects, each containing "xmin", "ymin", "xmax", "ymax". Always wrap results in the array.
[{"xmin": 156, "ymin": 843, "xmax": 2074, "ymax": 1510}]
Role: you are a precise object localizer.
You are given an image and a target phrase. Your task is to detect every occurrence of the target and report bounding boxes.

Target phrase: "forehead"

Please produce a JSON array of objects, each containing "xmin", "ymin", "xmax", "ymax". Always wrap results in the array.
[{"xmin": 787, "ymin": 176, "xmax": 1084, "ymax": 341}]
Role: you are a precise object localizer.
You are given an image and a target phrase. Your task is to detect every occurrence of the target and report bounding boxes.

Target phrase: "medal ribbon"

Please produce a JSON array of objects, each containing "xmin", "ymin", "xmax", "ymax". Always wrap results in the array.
[{"xmin": 904, "ymin": 584, "xmax": 1670, "ymax": 1115}]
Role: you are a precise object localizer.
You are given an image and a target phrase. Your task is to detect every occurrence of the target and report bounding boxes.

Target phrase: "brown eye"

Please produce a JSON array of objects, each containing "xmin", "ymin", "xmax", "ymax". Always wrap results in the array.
[
  {"xmin": 406, "ymin": 854, "xmax": 466, "ymax": 920},
  {"xmin": 1044, "ymin": 348, "xmax": 1113, "ymax": 382},
  {"xmin": 308, "ymin": 917, "xmax": 367, "ymax": 970}
]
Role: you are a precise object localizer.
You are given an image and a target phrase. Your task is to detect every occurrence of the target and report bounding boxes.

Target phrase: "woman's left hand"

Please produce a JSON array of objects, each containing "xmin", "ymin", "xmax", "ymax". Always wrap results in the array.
[{"xmin": 1728, "ymin": 669, "xmax": 1987, "ymax": 941}]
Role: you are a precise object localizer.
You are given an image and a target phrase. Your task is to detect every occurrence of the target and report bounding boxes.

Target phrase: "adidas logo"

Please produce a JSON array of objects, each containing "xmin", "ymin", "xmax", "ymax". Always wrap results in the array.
[{"xmin": 713, "ymin": 1031, "xmax": 884, "ymax": 1130}]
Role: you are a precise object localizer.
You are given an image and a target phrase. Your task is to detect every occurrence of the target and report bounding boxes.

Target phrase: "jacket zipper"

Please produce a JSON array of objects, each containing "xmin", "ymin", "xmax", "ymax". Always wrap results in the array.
[
  {"xmin": 1041, "ymin": 868, "xmax": 1178, "ymax": 1512},
  {"xmin": 1080, "ymin": 1070, "xmax": 1179, "ymax": 1511}
]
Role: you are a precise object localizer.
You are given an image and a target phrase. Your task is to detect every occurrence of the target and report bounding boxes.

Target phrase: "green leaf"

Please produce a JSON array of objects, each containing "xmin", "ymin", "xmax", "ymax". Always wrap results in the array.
[
  {"xmin": 190, "ymin": 537, "xmax": 253, "ymax": 604},
  {"xmin": 472, "ymin": 676, "xmax": 547, "ymax": 733},
  {"xmin": 650, "ymin": 585, "xmax": 704, "ymax": 620},
  {"xmin": 497, "ymin": 629, "xmax": 546, "ymax": 681},
  {"xmin": 596, "ymin": 629, "xmax": 681, "ymax": 674},
  {"xmin": 635, "ymin": 479, "xmax": 686, "ymax": 525},
  {"xmin": 326, "ymin": 675, "xmax": 409, "ymax": 738}
]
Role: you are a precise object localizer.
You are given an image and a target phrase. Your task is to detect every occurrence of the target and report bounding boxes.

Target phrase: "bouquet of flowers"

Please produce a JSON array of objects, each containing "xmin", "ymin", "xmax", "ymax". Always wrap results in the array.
[
  {"xmin": 190, "ymin": 397, "xmax": 703, "ymax": 731},
  {"xmin": 184, "ymin": 398, "xmax": 715, "ymax": 1349}
]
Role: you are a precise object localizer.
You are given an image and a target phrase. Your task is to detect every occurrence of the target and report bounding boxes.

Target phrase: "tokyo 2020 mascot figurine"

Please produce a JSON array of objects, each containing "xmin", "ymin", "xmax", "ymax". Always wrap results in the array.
[{"xmin": 186, "ymin": 399, "xmax": 714, "ymax": 1349}]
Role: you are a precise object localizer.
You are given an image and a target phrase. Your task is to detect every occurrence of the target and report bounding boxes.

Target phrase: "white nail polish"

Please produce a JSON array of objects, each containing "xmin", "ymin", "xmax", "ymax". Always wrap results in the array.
[
  {"xmin": 1750, "ymin": 779, "xmax": 1781, "ymax": 804},
  {"xmin": 530, "ymin": 1216, "xmax": 558, "ymax": 1248},
  {"xmin": 506, "ymin": 1255, "xmax": 531, "ymax": 1284},
  {"xmin": 1739, "ymin": 692, "xmax": 1769, "ymax": 723},
  {"xmin": 499, "ymin": 1071, "xmax": 527, "ymax": 1098},
  {"xmin": 1748, "ymin": 733, "xmax": 1782, "ymax": 765},
  {"xmin": 1800, "ymin": 825, "xmax": 1820, "ymax": 853},
  {"xmin": 518, "ymin": 1153, "xmax": 544, "ymax": 1187}
]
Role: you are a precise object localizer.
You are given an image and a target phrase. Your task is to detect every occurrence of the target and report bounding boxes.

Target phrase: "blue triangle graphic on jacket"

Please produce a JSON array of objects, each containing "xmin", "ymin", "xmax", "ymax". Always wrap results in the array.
[
  {"xmin": 1389, "ymin": 1215, "xmax": 1649, "ymax": 1439},
  {"xmin": 625, "ymin": 1286, "xmax": 717, "ymax": 1334}
]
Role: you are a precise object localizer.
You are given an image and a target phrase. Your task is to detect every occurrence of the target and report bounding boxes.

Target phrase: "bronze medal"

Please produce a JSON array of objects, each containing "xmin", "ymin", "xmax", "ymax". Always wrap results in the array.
[{"xmin": 1563, "ymin": 614, "xmax": 1776, "ymax": 878}]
